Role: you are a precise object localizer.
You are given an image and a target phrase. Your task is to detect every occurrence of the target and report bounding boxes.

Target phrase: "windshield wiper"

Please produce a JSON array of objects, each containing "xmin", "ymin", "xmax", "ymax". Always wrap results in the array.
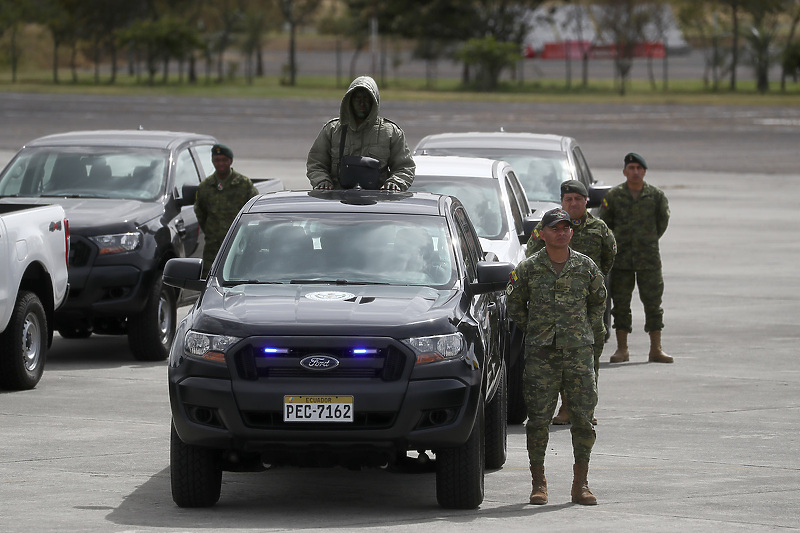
[
  {"xmin": 221, "ymin": 280, "xmax": 283, "ymax": 287},
  {"xmin": 290, "ymin": 279, "xmax": 392, "ymax": 286},
  {"xmin": 40, "ymin": 193, "xmax": 112, "ymax": 199}
]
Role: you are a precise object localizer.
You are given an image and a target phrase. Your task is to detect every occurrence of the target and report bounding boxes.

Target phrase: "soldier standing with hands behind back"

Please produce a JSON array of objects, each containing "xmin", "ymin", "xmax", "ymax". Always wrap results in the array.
[
  {"xmin": 599, "ymin": 153, "xmax": 672, "ymax": 363},
  {"xmin": 507, "ymin": 208, "xmax": 607, "ymax": 506},
  {"xmin": 527, "ymin": 180, "xmax": 616, "ymax": 425},
  {"xmin": 195, "ymin": 144, "xmax": 259, "ymax": 275}
]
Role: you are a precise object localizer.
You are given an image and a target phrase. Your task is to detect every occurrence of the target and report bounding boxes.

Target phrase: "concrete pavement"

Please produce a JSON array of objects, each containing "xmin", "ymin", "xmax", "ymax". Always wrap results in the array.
[{"xmin": 1, "ymin": 164, "xmax": 798, "ymax": 532}]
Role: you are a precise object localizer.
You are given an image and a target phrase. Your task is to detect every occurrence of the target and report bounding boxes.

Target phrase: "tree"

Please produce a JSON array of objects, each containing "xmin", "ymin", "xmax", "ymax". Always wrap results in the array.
[
  {"xmin": 384, "ymin": 0, "xmax": 475, "ymax": 89},
  {"xmin": 0, "ymin": 0, "xmax": 31, "ymax": 82},
  {"xmin": 677, "ymin": 1, "xmax": 728, "ymax": 91},
  {"xmin": 594, "ymin": 0, "xmax": 654, "ymax": 96},
  {"xmin": 457, "ymin": 35, "xmax": 519, "ymax": 91},
  {"xmin": 741, "ymin": 0, "xmax": 786, "ymax": 93},
  {"xmin": 779, "ymin": 0, "xmax": 800, "ymax": 91},
  {"xmin": 279, "ymin": 0, "xmax": 323, "ymax": 86}
]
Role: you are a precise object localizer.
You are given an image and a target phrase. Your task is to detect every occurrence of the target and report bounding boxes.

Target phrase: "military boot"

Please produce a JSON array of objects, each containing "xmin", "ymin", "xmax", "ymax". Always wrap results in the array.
[
  {"xmin": 529, "ymin": 464, "xmax": 547, "ymax": 505},
  {"xmin": 609, "ymin": 329, "xmax": 629, "ymax": 363},
  {"xmin": 552, "ymin": 392, "xmax": 570, "ymax": 425},
  {"xmin": 648, "ymin": 330, "xmax": 673, "ymax": 363},
  {"xmin": 571, "ymin": 463, "xmax": 597, "ymax": 505}
]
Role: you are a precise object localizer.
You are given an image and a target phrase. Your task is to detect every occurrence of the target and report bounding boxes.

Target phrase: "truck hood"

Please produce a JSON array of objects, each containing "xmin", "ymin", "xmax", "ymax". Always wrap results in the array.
[
  {"xmin": 528, "ymin": 200, "xmax": 560, "ymax": 221},
  {"xmin": 192, "ymin": 283, "xmax": 460, "ymax": 338},
  {"xmin": 17, "ymin": 197, "xmax": 164, "ymax": 235}
]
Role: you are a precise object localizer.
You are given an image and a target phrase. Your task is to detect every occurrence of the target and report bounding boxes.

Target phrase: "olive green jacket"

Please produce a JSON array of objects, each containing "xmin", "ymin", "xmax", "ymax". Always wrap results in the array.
[
  {"xmin": 599, "ymin": 181, "xmax": 669, "ymax": 271},
  {"xmin": 306, "ymin": 76, "xmax": 415, "ymax": 190}
]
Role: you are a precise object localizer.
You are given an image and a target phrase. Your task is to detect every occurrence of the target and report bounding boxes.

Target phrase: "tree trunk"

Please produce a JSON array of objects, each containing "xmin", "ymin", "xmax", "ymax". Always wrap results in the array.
[{"xmin": 730, "ymin": 3, "xmax": 739, "ymax": 91}]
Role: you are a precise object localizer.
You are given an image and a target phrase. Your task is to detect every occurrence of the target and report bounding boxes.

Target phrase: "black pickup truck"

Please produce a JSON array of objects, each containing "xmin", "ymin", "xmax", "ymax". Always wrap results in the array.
[
  {"xmin": 163, "ymin": 190, "xmax": 514, "ymax": 509},
  {"xmin": 0, "ymin": 130, "xmax": 282, "ymax": 361}
]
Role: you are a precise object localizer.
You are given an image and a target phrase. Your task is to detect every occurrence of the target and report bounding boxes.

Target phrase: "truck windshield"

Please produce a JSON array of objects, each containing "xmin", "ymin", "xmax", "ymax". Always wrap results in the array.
[
  {"xmin": 219, "ymin": 213, "xmax": 457, "ymax": 289},
  {"xmin": 0, "ymin": 147, "xmax": 169, "ymax": 201}
]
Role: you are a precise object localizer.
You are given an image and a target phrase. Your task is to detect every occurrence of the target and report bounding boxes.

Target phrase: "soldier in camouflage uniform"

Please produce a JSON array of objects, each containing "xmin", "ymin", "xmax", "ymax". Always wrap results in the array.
[
  {"xmin": 599, "ymin": 153, "xmax": 672, "ymax": 363},
  {"xmin": 507, "ymin": 208, "xmax": 606, "ymax": 506},
  {"xmin": 195, "ymin": 144, "xmax": 259, "ymax": 275},
  {"xmin": 527, "ymin": 180, "xmax": 616, "ymax": 425}
]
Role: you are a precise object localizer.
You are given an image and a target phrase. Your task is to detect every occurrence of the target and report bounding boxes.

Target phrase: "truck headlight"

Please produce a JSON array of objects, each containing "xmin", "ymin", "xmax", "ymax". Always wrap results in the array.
[
  {"xmin": 402, "ymin": 333, "xmax": 465, "ymax": 365},
  {"xmin": 184, "ymin": 330, "xmax": 242, "ymax": 364},
  {"xmin": 89, "ymin": 232, "xmax": 142, "ymax": 255}
]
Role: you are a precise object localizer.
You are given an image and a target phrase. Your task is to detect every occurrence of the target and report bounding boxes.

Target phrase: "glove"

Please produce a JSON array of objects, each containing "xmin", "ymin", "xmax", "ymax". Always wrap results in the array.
[{"xmin": 380, "ymin": 181, "xmax": 401, "ymax": 191}]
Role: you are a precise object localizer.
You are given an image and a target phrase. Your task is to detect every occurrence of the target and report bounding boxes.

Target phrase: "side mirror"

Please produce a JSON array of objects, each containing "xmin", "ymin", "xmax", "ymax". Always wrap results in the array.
[
  {"xmin": 520, "ymin": 216, "xmax": 538, "ymax": 244},
  {"xmin": 163, "ymin": 258, "xmax": 205, "ymax": 291},
  {"xmin": 470, "ymin": 261, "xmax": 514, "ymax": 295},
  {"xmin": 587, "ymin": 183, "xmax": 611, "ymax": 209},
  {"xmin": 176, "ymin": 184, "xmax": 199, "ymax": 208}
]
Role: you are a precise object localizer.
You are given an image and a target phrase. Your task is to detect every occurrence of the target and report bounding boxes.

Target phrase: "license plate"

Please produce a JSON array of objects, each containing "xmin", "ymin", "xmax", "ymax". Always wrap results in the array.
[{"xmin": 283, "ymin": 395, "xmax": 354, "ymax": 422}]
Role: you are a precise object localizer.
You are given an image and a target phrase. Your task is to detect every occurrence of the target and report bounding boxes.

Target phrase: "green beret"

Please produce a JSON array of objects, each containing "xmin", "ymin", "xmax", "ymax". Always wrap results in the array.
[
  {"xmin": 211, "ymin": 144, "xmax": 234, "ymax": 159},
  {"xmin": 623, "ymin": 152, "xmax": 647, "ymax": 169},
  {"xmin": 560, "ymin": 179, "xmax": 588, "ymax": 198}
]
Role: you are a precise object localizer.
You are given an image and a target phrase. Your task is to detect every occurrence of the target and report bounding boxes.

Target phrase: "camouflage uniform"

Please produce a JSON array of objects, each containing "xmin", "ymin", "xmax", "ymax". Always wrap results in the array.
[
  {"xmin": 506, "ymin": 249, "xmax": 606, "ymax": 464},
  {"xmin": 599, "ymin": 182, "xmax": 669, "ymax": 333},
  {"xmin": 195, "ymin": 168, "xmax": 258, "ymax": 273},
  {"xmin": 527, "ymin": 211, "xmax": 616, "ymax": 379}
]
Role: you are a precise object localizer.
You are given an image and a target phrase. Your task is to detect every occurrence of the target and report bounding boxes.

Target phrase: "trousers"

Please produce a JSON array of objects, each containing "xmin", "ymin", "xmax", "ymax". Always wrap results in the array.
[
  {"xmin": 609, "ymin": 267, "xmax": 664, "ymax": 333},
  {"xmin": 523, "ymin": 344, "xmax": 597, "ymax": 464}
]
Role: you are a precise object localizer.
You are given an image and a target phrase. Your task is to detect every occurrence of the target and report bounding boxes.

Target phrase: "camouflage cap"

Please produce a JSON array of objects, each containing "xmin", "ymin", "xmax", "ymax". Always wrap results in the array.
[
  {"xmin": 560, "ymin": 179, "xmax": 588, "ymax": 198},
  {"xmin": 623, "ymin": 152, "xmax": 647, "ymax": 169},
  {"xmin": 211, "ymin": 144, "xmax": 234, "ymax": 159},
  {"xmin": 541, "ymin": 208, "xmax": 573, "ymax": 228}
]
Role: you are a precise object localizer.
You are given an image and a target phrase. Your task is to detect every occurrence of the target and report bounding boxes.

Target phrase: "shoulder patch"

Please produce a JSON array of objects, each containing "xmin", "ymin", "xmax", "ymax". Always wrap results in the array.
[
  {"xmin": 533, "ymin": 228, "xmax": 541, "ymax": 240},
  {"xmin": 601, "ymin": 198, "xmax": 609, "ymax": 208},
  {"xmin": 509, "ymin": 269, "xmax": 519, "ymax": 285}
]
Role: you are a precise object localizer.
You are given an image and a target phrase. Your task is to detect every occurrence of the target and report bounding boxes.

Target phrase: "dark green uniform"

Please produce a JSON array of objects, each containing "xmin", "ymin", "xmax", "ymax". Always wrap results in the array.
[
  {"xmin": 506, "ymin": 249, "xmax": 606, "ymax": 464},
  {"xmin": 195, "ymin": 169, "xmax": 258, "ymax": 273},
  {"xmin": 599, "ymin": 182, "xmax": 669, "ymax": 333},
  {"xmin": 527, "ymin": 211, "xmax": 616, "ymax": 378}
]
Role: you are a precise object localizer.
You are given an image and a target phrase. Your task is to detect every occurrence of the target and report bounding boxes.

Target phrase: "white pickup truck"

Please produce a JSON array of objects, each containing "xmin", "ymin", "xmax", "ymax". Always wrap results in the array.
[{"xmin": 0, "ymin": 203, "xmax": 69, "ymax": 390}]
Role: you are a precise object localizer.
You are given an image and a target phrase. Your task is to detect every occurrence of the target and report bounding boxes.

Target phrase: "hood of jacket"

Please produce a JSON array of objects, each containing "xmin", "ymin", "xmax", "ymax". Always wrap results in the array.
[{"xmin": 339, "ymin": 76, "xmax": 380, "ymax": 130}]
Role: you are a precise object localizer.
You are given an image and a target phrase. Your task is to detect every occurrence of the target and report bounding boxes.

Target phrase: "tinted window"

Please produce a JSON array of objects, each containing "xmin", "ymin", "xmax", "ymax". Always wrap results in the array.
[
  {"xmin": 421, "ymin": 147, "xmax": 572, "ymax": 203},
  {"xmin": 193, "ymin": 144, "xmax": 216, "ymax": 179},
  {"xmin": 411, "ymin": 175, "xmax": 508, "ymax": 240},
  {"xmin": 453, "ymin": 207, "xmax": 481, "ymax": 279},
  {"xmin": 219, "ymin": 213, "xmax": 456, "ymax": 288},
  {"xmin": 0, "ymin": 147, "xmax": 168, "ymax": 200},
  {"xmin": 504, "ymin": 173, "xmax": 524, "ymax": 233},
  {"xmin": 174, "ymin": 148, "xmax": 201, "ymax": 195},
  {"xmin": 573, "ymin": 146, "xmax": 594, "ymax": 185}
]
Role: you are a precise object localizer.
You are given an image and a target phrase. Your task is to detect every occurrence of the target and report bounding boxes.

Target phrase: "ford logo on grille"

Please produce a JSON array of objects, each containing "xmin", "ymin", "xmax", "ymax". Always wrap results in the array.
[{"xmin": 300, "ymin": 355, "xmax": 340, "ymax": 371}]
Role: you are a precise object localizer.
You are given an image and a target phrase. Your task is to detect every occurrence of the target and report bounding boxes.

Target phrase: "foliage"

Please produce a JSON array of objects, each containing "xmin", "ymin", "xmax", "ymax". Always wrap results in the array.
[{"xmin": 457, "ymin": 36, "xmax": 520, "ymax": 91}]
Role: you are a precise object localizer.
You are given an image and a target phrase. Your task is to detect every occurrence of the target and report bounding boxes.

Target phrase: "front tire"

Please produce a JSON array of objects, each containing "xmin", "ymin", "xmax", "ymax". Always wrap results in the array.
[
  {"xmin": 128, "ymin": 271, "xmax": 176, "ymax": 361},
  {"xmin": 485, "ymin": 363, "xmax": 508, "ymax": 469},
  {"xmin": 0, "ymin": 291, "xmax": 47, "ymax": 390},
  {"xmin": 170, "ymin": 421, "xmax": 222, "ymax": 507},
  {"xmin": 435, "ymin": 402, "xmax": 485, "ymax": 509}
]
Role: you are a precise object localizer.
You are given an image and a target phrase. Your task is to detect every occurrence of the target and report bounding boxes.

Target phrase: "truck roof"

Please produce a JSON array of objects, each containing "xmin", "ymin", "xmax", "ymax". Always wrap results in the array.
[
  {"xmin": 23, "ymin": 130, "xmax": 217, "ymax": 151},
  {"xmin": 247, "ymin": 190, "xmax": 451, "ymax": 217}
]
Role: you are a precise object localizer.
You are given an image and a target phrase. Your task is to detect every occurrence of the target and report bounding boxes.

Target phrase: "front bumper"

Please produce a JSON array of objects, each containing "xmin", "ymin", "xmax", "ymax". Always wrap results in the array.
[{"xmin": 169, "ymin": 337, "xmax": 483, "ymax": 460}]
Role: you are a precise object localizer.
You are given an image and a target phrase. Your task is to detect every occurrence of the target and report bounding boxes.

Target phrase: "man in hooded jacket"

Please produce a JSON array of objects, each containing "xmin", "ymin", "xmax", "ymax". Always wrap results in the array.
[{"xmin": 306, "ymin": 76, "xmax": 415, "ymax": 191}]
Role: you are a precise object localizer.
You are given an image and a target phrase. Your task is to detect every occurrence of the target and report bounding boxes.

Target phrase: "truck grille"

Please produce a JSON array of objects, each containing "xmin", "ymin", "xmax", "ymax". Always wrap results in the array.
[{"xmin": 232, "ymin": 342, "xmax": 409, "ymax": 382}]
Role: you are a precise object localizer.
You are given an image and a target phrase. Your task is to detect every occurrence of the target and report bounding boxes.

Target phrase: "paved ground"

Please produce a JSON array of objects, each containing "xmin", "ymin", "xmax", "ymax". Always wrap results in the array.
[{"xmin": 0, "ymin": 94, "xmax": 799, "ymax": 532}]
